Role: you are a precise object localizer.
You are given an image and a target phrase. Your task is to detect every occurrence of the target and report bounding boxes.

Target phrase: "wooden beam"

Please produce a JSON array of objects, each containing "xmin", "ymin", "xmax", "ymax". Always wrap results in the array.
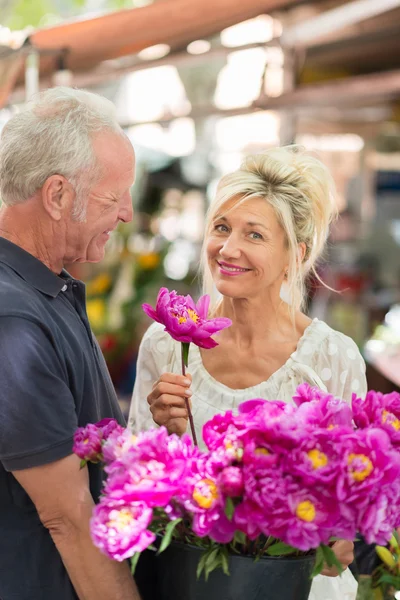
[
  {"xmin": 30, "ymin": 0, "xmax": 298, "ymax": 73},
  {"xmin": 256, "ymin": 69, "xmax": 400, "ymax": 109},
  {"xmin": 281, "ymin": 0, "xmax": 400, "ymax": 46}
]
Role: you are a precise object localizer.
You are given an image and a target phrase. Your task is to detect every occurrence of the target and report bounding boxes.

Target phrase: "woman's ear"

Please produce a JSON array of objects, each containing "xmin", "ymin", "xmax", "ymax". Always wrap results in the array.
[
  {"xmin": 40, "ymin": 175, "xmax": 74, "ymax": 221},
  {"xmin": 297, "ymin": 242, "xmax": 307, "ymax": 264}
]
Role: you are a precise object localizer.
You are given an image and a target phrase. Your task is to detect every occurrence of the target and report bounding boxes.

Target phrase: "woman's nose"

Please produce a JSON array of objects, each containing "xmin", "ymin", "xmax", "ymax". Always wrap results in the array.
[{"xmin": 219, "ymin": 235, "xmax": 241, "ymax": 259}]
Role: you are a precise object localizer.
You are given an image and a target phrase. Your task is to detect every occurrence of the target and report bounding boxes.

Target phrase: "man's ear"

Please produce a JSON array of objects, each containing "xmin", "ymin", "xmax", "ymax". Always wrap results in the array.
[{"xmin": 40, "ymin": 175, "xmax": 75, "ymax": 221}]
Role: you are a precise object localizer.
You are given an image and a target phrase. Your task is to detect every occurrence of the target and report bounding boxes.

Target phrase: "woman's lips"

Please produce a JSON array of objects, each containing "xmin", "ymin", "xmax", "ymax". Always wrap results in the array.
[{"xmin": 217, "ymin": 261, "xmax": 251, "ymax": 275}]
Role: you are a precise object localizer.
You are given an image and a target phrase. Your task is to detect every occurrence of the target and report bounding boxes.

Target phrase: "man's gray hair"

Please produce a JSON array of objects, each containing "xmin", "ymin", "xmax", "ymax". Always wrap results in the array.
[{"xmin": 0, "ymin": 87, "xmax": 123, "ymax": 220}]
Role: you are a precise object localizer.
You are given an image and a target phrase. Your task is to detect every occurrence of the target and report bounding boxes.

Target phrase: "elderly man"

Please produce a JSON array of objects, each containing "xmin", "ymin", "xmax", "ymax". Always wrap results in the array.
[{"xmin": 0, "ymin": 88, "xmax": 140, "ymax": 600}]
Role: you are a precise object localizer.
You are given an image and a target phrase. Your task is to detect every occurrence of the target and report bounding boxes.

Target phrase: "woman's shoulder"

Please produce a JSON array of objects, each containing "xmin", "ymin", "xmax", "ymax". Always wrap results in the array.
[
  {"xmin": 141, "ymin": 322, "xmax": 174, "ymax": 350},
  {"xmin": 298, "ymin": 319, "xmax": 362, "ymax": 360}
]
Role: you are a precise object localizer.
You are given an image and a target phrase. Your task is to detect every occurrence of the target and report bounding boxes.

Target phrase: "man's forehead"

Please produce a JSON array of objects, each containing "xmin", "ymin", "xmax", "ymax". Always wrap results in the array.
[{"xmin": 92, "ymin": 131, "xmax": 134, "ymax": 165}]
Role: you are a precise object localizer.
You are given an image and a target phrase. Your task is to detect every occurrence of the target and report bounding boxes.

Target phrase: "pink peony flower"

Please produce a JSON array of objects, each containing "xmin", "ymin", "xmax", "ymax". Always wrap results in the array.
[
  {"xmin": 336, "ymin": 428, "xmax": 400, "ymax": 510},
  {"xmin": 295, "ymin": 387, "xmax": 353, "ymax": 431},
  {"xmin": 178, "ymin": 455, "xmax": 235, "ymax": 543},
  {"xmin": 292, "ymin": 382, "xmax": 327, "ymax": 406},
  {"xmin": 104, "ymin": 428, "xmax": 200, "ymax": 509},
  {"xmin": 236, "ymin": 469, "xmax": 342, "ymax": 550},
  {"xmin": 357, "ymin": 490, "xmax": 400, "ymax": 545},
  {"xmin": 353, "ymin": 390, "xmax": 400, "ymax": 446},
  {"xmin": 283, "ymin": 429, "xmax": 342, "ymax": 487},
  {"xmin": 95, "ymin": 418, "xmax": 124, "ymax": 440},
  {"xmin": 102, "ymin": 428, "xmax": 138, "ymax": 465},
  {"xmin": 73, "ymin": 423, "xmax": 103, "ymax": 462},
  {"xmin": 90, "ymin": 499, "xmax": 155, "ymax": 561},
  {"xmin": 142, "ymin": 287, "xmax": 231, "ymax": 349}
]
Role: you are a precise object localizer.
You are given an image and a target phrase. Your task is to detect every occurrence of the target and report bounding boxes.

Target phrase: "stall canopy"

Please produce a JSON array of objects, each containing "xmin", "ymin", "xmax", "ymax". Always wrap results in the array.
[{"xmin": 0, "ymin": 0, "xmax": 300, "ymax": 108}]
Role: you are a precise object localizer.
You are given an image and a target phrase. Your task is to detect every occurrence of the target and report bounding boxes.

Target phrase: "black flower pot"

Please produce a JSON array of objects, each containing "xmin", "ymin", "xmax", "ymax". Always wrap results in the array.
[{"xmin": 136, "ymin": 542, "xmax": 315, "ymax": 600}]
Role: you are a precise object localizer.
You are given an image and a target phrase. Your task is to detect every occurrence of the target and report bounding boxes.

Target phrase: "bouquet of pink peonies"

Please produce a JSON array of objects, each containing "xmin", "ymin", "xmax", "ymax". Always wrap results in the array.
[{"xmin": 74, "ymin": 385, "xmax": 400, "ymax": 582}]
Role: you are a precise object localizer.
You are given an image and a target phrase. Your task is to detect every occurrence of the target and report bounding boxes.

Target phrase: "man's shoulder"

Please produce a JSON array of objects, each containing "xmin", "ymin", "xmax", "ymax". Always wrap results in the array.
[{"xmin": 0, "ymin": 263, "xmax": 49, "ymax": 320}]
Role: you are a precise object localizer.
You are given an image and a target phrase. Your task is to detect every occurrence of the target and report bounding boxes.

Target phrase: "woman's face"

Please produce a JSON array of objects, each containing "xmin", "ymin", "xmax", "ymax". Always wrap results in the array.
[{"xmin": 206, "ymin": 196, "xmax": 289, "ymax": 301}]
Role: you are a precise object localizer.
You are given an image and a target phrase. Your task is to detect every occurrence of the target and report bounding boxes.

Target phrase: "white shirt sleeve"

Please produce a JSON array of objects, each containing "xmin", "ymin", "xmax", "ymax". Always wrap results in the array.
[
  {"xmin": 128, "ymin": 323, "xmax": 179, "ymax": 433},
  {"xmin": 128, "ymin": 323, "xmax": 177, "ymax": 433},
  {"xmin": 313, "ymin": 330, "xmax": 367, "ymax": 402}
]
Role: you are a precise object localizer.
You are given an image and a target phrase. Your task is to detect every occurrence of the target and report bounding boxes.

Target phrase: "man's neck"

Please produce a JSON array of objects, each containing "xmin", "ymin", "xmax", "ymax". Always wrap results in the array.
[{"xmin": 0, "ymin": 205, "xmax": 63, "ymax": 274}]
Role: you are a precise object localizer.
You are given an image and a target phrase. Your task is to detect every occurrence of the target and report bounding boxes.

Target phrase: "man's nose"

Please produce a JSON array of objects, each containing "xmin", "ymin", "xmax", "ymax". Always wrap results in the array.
[{"xmin": 119, "ymin": 192, "xmax": 133, "ymax": 223}]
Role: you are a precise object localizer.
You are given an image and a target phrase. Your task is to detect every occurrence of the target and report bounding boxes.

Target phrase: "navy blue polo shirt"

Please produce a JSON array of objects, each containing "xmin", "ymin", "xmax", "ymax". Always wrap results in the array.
[{"xmin": 0, "ymin": 237, "xmax": 125, "ymax": 600}]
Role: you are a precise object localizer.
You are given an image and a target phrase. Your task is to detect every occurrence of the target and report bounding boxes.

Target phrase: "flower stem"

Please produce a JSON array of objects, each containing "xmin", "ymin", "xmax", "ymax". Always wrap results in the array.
[{"xmin": 181, "ymin": 343, "xmax": 197, "ymax": 446}]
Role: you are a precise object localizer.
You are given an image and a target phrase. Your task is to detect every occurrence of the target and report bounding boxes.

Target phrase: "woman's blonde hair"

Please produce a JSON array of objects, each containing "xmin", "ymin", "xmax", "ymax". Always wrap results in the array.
[{"xmin": 201, "ymin": 145, "xmax": 337, "ymax": 314}]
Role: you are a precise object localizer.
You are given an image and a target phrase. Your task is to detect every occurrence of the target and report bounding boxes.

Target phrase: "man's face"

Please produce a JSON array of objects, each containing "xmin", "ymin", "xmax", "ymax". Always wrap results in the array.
[{"xmin": 65, "ymin": 131, "xmax": 135, "ymax": 264}]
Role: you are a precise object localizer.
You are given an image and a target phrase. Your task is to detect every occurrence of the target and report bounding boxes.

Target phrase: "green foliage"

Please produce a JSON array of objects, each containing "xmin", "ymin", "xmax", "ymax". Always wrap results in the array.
[
  {"xmin": 196, "ymin": 544, "xmax": 230, "ymax": 581},
  {"xmin": 130, "ymin": 551, "xmax": 141, "ymax": 576},
  {"xmin": 312, "ymin": 544, "xmax": 343, "ymax": 578},
  {"xmin": 266, "ymin": 541, "xmax": 299, "ymax": 557},
  {"xmin": 5, "ymin": 0, "xmax": 56, "ymax": 29},
  {"xmin": 4, "ymin": 0, "xmax": 153, "ymax": 30},
  {"xmin": 157, "ymin": 518, "xmax": 182, "ymax": 555},
  {"xmin": 224, "ymin": 497, "xmax": 235, "ymax": 521}
]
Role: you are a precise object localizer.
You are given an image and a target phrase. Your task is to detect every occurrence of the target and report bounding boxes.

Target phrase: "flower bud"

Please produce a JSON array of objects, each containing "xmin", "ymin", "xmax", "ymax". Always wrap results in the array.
[{"xmin": 219, "ymin": 466, "xmax": 244, "ymax": 498}]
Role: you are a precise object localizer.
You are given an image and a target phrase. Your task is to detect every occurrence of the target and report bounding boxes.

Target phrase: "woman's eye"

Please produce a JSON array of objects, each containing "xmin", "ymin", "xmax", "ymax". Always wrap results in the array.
[
  {"xmin": 249, "ymin": 231, "xmax": 263, "ymax": 240},
  {"xmin": 214, "ymin": 224, "xmax": 229, "ymax": 233}
]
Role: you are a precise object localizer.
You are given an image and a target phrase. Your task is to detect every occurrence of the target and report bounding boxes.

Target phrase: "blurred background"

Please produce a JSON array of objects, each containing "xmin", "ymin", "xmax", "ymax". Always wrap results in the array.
[{"xmin": 1, "ymin": 0, "xmax": 400, "ymax": 418}]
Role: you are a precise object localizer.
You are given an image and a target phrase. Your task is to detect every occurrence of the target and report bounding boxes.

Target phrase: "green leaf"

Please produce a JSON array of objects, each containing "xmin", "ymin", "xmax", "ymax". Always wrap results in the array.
[
  {"xmin": 157, "ymin": 518, "xmax": 182, "ymax": 555},
  {"xmin": 311, "ymin": 546, "xmax": 325, "ymax": 578},
  {"xmin": 393, "ymin": 529, "xmax": 400, "ymax": 548},
  {"xmin": 79, "ymin": 459, "xmax": 87, "ymax": 469},
  {"xmin": 320, "ymin": 544, "xmax": 344, "ymax": 575},
  {"xmin": 202, "ymin": 546, "xmax": 221, "ymax": 581},
  {"xmin": 196, "ymin": 551, "xmax": 208, "ymax": 579},
  {"xmin": 233, "ymin": 531, "xmax": 247, "ymax": 546},
  {"xmin": 221, "ymin": 547, "xmax": 230, "ymax": 576},
  {"xmin": 130, "ymin": 551, "xmax": 141, "ymax": 576},
  {"xmin": 225, "ymin": 498, "xmax": 235, "ymax": 521},
  {"xmin": 377, "ymin": 572, "xmax": 400, "ymax": 586},
  {"xmin": 266, "ymin": 541, "xmax": 298, "ymax": 556}
]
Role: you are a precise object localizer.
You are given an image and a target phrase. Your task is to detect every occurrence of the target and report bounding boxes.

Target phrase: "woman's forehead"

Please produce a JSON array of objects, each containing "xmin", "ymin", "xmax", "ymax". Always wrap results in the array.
[{"xmin": 215, "ymin": 196, "xmax": 277, "ymax": 223}]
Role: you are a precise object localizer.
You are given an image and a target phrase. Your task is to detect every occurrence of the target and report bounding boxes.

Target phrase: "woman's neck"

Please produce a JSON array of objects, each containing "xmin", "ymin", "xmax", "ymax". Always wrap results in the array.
[{"xmin": 217, "ymin": 294, "xmax": 298, "ymax": 347}]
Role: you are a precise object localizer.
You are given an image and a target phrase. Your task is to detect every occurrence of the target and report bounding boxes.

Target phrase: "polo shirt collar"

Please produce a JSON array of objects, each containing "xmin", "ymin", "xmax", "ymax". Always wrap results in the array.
[{"xmin": 0, "ymin": 236, "xmax": 69, "ymax": 298}]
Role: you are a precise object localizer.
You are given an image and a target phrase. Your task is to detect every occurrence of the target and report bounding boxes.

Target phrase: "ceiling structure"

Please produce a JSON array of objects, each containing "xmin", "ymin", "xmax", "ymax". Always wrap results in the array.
[{"xmin": 1, "ymin": 0, "xmax": 400, "ymax": 136}]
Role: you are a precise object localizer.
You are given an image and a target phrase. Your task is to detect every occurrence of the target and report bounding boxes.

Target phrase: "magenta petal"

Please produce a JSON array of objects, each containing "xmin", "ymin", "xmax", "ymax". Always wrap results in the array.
[
  {"xmin": 195, "ymin": 337, "xmax": 218, "ymax": 349},
  {"xmin": 196, "ymin": 295, "xmax": 210, "ymax": 319},
  {"xmin": 142, "ymin": 303, "xmax": 160, "ymax": 322}
]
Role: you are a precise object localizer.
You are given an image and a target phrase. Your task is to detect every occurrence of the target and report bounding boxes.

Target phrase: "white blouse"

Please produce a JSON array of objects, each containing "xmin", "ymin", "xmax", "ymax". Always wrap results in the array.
[
  {"xmin": 129, "ymin": 318, "xmax": 367, "ymax": 444},
  {"xmin": 129, "ymin": 318, "xmax": 366, "ymax": 600}
]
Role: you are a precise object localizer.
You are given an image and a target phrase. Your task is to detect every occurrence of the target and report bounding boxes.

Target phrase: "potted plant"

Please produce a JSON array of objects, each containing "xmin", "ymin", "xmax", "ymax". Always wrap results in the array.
[{"xmin": 74, "ymin": 383, "xmax": 400, "ymax": 600}]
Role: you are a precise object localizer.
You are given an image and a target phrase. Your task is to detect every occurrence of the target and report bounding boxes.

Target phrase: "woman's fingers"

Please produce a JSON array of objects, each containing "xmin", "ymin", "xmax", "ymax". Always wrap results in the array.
[
  {"xmin": 149, "ymin": 381, "xmax": 192, "ymax": 402},
  {"xmin": 151, "ymin": 372, "xmax": 192, "ymax": 390},
  {"xmin": 321, "ymin": 540, "xmax": 354, "ymax": 577}
]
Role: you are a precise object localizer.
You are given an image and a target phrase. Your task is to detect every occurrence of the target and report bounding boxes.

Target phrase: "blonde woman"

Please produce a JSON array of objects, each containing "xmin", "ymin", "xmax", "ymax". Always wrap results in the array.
[{"xmin": 129, "ymin": 146, "xmax": 366, "ymax": 600}]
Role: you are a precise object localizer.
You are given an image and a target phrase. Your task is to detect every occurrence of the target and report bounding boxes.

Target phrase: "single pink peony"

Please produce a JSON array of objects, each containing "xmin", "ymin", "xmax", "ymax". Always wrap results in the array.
[
  {"xmin": 178, "ymin": 455, "xmax": 235, "ymax": 543},
  {"xmin": 142, "ymin": 287, "xmax": 231, "ymax": 349},
  {"xmin": 352, "ymin": 390, "xmax": 400, "ymax": 446},
  {"xmin": 95, "ymin": 418, "xmax": 124, "ymax": 440},
  {"xmin": 90, "ymin": 499, "xmax": 155, "ymax": 561},
  {"xmin": 336, "ymin": 428, "xmax": 400, "ymax": 510},
  {"xmin": 292, "ymin": 382, "xmax": 327, "ymax": 406},
  {"xmin": 73, "ymin": 423, "xmax": 103, "ymax": 462},
  {"xmin": 236, "ymin": 469, "xmax": 343, "ymax": 550}
]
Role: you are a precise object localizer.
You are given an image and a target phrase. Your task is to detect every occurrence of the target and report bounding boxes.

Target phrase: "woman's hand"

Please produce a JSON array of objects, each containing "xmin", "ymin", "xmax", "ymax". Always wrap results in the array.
[
  {"xmin": 321, "ymin": 540, "xmax": 354, "ymax": 577},
  {"xmin": 147, "ymin": 372, "xmax": 192, "ymax": 436}
]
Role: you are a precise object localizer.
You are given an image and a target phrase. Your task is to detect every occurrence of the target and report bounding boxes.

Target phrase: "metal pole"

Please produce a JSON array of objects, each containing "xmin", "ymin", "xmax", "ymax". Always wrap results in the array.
[
  {"xmin": 279, "ymin": 46, "xmax": 297, "ymax": 145},
  {"xmin": 25, "ymin": 50, "xmax": 39, "ymax": 102}
]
